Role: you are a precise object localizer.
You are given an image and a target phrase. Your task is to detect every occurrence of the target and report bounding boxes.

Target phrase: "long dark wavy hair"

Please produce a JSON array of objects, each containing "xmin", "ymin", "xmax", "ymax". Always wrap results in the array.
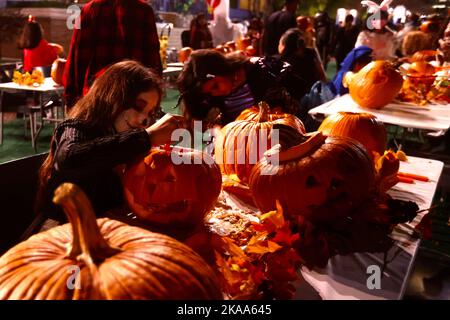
[
  {"xmin": 36, "ymin": 60, "xmax": 164, "ymax": 213},
  {"xmin": 177, "ymin": 49, "xmax": 249, "ymax": 121}
]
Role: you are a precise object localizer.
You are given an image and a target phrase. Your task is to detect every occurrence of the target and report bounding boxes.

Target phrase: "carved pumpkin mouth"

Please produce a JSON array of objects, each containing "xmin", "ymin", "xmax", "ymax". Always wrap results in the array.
[{"xmin": 145, "ymin": 200, "xmax": 190, "ymax": 214}]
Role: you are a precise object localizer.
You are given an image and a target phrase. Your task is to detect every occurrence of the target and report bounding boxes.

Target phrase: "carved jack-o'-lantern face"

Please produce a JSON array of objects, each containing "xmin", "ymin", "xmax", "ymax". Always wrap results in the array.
[
  {"xmin": 249, "ymin": 132, "xmax": 375, "ymax": 225},
  {"xmin": 347, "ymin": 61, "xmax": 403, "ymax": 109},
  {"xmin": 123, "ymin": 146, "xmax": 222, "ymax": 230}
]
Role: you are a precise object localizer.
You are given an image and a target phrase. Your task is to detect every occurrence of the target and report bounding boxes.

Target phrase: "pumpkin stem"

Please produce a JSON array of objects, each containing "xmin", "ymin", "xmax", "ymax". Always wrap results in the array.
[
  {"xmin": 256, "ymin": 101, "xmax": 271, "ymax": 122},
  {"xmin": 265, "ymin": 132, "xmax": 326, "ymax": 162},
  {"xmin": 53, "ymin": 183, "xmax": 122, "ymax": 264}
]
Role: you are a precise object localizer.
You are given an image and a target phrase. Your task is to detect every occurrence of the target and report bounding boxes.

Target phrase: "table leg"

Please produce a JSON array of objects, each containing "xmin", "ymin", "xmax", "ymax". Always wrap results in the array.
[
  {"xmin": 31, "ymin": 93, "xmax": 44, "ymax": 152},
  {"xmin": 30, "ymin": 109, "xmax": 36, "ymax": 151},
  {"xmin": 0, "ymin": 90, "xmax": 3, "ymax": 145}
]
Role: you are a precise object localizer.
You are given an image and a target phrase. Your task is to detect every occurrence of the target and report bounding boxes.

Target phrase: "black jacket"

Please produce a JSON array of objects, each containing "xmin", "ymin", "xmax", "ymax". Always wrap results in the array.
[
  {"xmin": 42, "ymin": 119, "xmax": 151, "ymax": 222},
  {"xmin": 191, "ymin": 56, "xmax": 303, "ymax": 125}
]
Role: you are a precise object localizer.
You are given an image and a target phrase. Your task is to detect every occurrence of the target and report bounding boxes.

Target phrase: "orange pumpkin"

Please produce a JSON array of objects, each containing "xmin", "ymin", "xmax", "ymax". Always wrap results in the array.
[
  {"xmin": 407, "ymin": 61, "xmax": 437, "ymax": 90},
  {"xmin": 51, "ymin": 58, "xmax": 66, "ymax": 85},
  {"xmin": 214, "ymin": 102, "xmax": 305, "ymax": 184},
  {"xmin": 249, "ymin": 132, "xmax": 375, "ymax": 224},
  {"xmin": 48, "ymin": 42, "xmax": 64, "ymax": 56},
  {"xmin": 245, "ymin": 45, "xmax": 257, "ymax": 56},
  {"xmin": 318, "ymin": 112, "xmax": 387, "ymax": 159},
  {"xmin": 178, "ymin": 47, "xmax": 193, "ymax": 63},
  {"xmin": 215, "ymin": 45, "xmax": 230, "ymax": 54},
  {"xmin": 412, "ymin": 50, "xmax": 439, "ymax": 63},
  {"xmin": 225, "ymin": 41, "xmax": 237, "ymax": 52},
  {"xmin": 237, "ymin": 36, "xmax": 252, "ymax": 51},
  {"xmin": 420, "ymin": 20, "xmax": 441, "ymax": 34},
  {"xmin": 347, "ymin": 61, "xmax": 403, "ymax": 109},
  {"xmin": 0, "ymin": 183, "xmax": 222, "ymax": 300},
  {"xmin": 123, "ymin": 146, "xmax": 221, "ymax": 230},
  {"xmin": 236, "ymin": 105, "xmax": 304, "ymax": 127},
  {"xmin": 408, "ymin": 61, "xmax": 436, "ymax": 75}
]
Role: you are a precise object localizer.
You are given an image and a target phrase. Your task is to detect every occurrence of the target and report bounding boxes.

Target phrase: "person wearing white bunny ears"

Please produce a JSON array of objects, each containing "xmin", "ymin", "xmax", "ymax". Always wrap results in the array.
[{"xmin": 355, "ymin": 0, "xmax": 397, "ymax": 60}]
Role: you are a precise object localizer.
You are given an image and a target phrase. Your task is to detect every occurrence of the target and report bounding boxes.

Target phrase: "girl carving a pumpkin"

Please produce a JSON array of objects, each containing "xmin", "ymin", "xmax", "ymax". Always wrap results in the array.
[
  {"xmin": 35, "ymin": 60, "xmax": 186, "ymax": 228},
  {"xmin": 177, "ymin": 49, "xmax": 303, "ymax": 127}
]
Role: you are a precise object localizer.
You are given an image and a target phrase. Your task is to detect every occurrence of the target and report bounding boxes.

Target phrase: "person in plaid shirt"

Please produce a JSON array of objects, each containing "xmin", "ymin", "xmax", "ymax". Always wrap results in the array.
[{"xmin": 63, "ymin": 0, "xmax": 162, "ymax": 109}]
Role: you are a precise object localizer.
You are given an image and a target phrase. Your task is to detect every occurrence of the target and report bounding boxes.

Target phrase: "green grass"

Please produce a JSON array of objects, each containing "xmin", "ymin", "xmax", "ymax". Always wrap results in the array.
[
  {"xmin": 325, "ymin": 59, "xmax": 337, "ymax": 81},
  {"xmin": 0, "ymin": 118, "xmax": 53, "ymax": 163}
]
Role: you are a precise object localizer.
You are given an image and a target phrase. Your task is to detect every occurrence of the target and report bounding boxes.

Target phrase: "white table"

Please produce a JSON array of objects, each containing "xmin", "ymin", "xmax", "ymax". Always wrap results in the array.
[
  {"xmin": 308, "ymin": 94, "xmax": 450, "ymax": 133},
  {"xmin": 0, "ymin": 77, "xmax": 64, "ymax": 150},
  {"xmin": 223, "ymin": 156, "xmax": 444, "ymax": 300},
  {"xmin": 167, "ymin": 62, "xmax": 184, "ymax": 68},
  {"xmin": 162, "ymin": 65, "xmax": 183, "ymax": 78},
  {"xmin": 296, "ymin": 156, "xmax": 444, "ymax": 300}
]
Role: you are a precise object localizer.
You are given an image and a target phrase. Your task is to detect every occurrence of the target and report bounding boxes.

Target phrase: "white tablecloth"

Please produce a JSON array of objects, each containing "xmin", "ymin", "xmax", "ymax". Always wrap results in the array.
[
  {"xmin": 162, "ymin": 66, "xmax": 183, "ymax": 77},
  {"xmin": 224, "ymin": 156, "xmax": 444, "ymax": 300},
  {"xmin": 308, "ymin": 94, "xmax": 450, "ymax": 132},
  {"xmin": 0, "ymin": 77, "xmax": 63, "ymax": 93}
]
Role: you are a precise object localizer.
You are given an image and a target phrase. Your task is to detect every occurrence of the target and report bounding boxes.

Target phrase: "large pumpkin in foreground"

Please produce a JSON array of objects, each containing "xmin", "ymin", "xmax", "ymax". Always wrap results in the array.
[
  {"xmin": 318, "ymin": 112, "xmax": 387, "ymax": 159},
  {"xmin": 346, "ymin": 61, "xmax": 403, "ymax": 109},
  {"xmin": 123, "ymin": 146, "xmax": 221, "ymax": 230},
  {"xmin": 215, "ymin": 101, "xmax": 305, "ymax": 184},
  {"xmin": 249, "ymin": 132, "xmax": 375, "ymax": 224},
  {"xmin": 0, "ymin": 183, "xmax": 222, "ymax": 300}
]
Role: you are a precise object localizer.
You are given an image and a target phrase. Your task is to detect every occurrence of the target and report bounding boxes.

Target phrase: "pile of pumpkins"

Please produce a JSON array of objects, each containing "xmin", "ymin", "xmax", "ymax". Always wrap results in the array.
[
  {"xmin": 177, "ymin": 36, "xmax": 257, "ymax": 64},
  {"xmin": 345, "ymin": 50, "xmax": 447, "ymax": 109},
  {"xmin": 398, "ymin": 52, "xmax": 442, "ymax": 103},
  {"xmin": 214, "ymin": 37, "xmax": 257, "ymax": 57},
  {"xmin": 0, "ymin": 103, "xmax": 397, "ymax": 300},
  {"xmin": 215, "ymin": 102, "xmax": 395, "ymax": 225}
]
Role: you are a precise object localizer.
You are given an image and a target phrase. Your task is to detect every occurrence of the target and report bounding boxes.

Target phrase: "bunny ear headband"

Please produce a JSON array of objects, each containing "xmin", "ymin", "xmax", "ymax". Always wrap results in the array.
[{"xmin": 361, "ymin": 0, "xmax": 393, "ymax": 13}]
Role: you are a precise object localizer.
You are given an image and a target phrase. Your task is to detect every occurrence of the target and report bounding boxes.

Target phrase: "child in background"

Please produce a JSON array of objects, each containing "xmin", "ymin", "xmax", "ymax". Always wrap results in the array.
[{"xmin": 18, "ymin": 15, "xmax": 59, "ymax": 73}]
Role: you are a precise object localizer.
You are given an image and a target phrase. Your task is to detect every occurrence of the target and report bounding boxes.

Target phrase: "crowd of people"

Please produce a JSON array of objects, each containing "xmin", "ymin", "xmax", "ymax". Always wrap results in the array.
[{"xmin": 8, "ymin": 0, "xmax": 450, "ymax": 226}]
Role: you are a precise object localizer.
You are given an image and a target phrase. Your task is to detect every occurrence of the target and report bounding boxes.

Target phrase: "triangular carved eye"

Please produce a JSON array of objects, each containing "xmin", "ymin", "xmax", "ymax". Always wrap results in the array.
[
  {"xmin": 305, "ymin": 175, "xmax": 318, "ymax": 188},
  {"xmin": 330, "ymin": 177, "xmax": 342, "ymax": 190}
]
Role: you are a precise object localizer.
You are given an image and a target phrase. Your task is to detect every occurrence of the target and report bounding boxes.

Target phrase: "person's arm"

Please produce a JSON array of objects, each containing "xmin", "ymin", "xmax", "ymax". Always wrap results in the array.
[
  {"xmin": 63, "ymin": 6, "xmax": 94, "ymax": 108},
  {"xmin": 142, "ymin": 6, "xmax": 162, "ymax": 75},
  {"xmin": 55, "ymin": 113, "xmax": 185, "ymax": 174},
  {"xmin": 55, "ymin": 126, "xmax": 151, "ymax": 174}
]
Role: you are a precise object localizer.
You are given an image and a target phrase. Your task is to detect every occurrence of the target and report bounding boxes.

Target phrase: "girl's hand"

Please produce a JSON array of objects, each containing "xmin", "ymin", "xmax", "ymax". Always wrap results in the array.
[{"xmin": 146, "ymin": 114, "xmax": 187, "ymax": 146}]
